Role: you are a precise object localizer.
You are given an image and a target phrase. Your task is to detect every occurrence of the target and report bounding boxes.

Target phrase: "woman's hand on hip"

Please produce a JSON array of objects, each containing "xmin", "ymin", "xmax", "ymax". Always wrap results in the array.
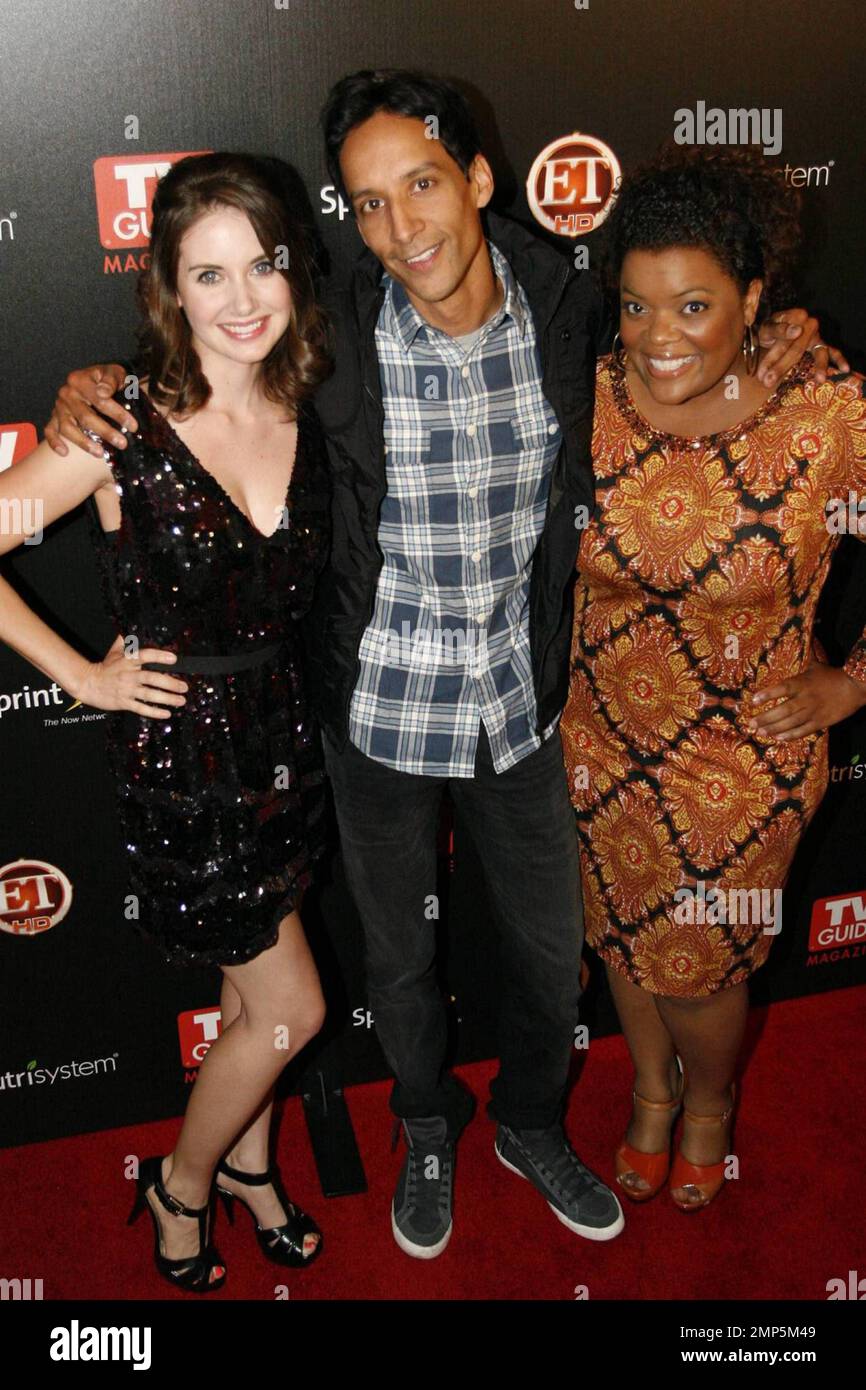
[
  {"xmin": 77, "ymin": 634, "xmax": 189, "ymax": 719},
  {"xmin": 746, "ymin": 663, "xmax": 866, "ymax": 740}
]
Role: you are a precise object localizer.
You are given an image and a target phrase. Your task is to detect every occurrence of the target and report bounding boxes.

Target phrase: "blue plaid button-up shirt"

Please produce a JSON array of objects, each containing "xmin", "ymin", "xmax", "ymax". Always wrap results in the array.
[{"xmin": 347, "ymin": 240, "xmax": 563, "ymax": 777}]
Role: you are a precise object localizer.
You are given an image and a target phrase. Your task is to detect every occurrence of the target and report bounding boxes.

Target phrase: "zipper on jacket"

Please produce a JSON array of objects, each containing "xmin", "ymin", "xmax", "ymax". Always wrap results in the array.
[
  {"xmin": 336, "ymin": 280, "xmax": 387, "ymax": 742},
  {"xmin": 340, "ymin": 376, "xmax": 387, "ymax": 738},
  {"xmin": 532, "ymin": 257, "xmax": 575, "ymax": 735}
]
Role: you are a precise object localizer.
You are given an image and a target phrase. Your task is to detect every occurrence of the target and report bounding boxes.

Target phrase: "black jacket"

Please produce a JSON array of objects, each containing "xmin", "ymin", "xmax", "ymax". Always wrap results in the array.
[{"xmin": 304, "ymin": 208, "xmax": 611, "ymax": 751}]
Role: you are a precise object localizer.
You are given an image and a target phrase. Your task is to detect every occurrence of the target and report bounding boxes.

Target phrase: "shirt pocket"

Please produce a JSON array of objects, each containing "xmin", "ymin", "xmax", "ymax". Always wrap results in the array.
[
  {"xmin": 510, "ymin": 411, "xmax": 561, "ymax": 454},
  {"xmin": 510, "ymin": 411, "xmax": 560, "ymax": 507}
]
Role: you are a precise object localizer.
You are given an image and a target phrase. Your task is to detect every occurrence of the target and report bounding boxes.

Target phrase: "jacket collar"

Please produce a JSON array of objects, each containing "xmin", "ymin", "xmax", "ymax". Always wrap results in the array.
[{"xmin": 485, "ymin": 209, "xmax": 573, "ymax": 330}]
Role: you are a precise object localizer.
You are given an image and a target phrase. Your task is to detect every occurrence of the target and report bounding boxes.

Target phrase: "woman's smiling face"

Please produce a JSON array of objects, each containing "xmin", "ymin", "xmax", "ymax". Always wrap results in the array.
[
  {"xmin": 619, "ymin": 245, "xmax": 763, "ymax": 405},
  {"xmin": 174, "ymin": 204, "xmax": 293, "ymax": 365}
]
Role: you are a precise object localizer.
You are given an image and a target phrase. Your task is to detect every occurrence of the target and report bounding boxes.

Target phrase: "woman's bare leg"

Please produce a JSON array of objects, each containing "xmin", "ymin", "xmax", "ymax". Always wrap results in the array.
[
  {"xmin": 654, "ymin": 982, "xmax": 747, "ymax": 1206},
  {"xmin": 214, "ymin": 974, "xmax": 306, "ymax": 1235},
  {"xmin": 217, "ymin": 976, "xmax": 275, "ymax": 1189},
  {"xmin": 605, "ymin": 964, "xmax": 682, "ymax": 1194},
  {"xmin": 214, "ymin": 883, "xmax": 313, "ymax": 1209},
  {"xmin": 144, "ymin": 910, "xmax": 325, "ymax": 1277}
]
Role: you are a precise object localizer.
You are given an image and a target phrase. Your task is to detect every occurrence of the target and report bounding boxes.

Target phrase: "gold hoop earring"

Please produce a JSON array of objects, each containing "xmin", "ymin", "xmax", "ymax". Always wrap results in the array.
[
  {"xmin": 611, "ymin": 331, "xmax": 628, "ymax": 368},
  {"xmin": 743, "ymin": 322, "xmax": 759, "ymax": 376}
]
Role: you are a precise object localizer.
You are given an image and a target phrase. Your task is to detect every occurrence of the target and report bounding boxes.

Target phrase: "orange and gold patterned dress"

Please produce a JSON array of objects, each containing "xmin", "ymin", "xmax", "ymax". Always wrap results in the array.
[{"xmin": 561, "ymin": 355, "xmax": 866, "ymax": 997}]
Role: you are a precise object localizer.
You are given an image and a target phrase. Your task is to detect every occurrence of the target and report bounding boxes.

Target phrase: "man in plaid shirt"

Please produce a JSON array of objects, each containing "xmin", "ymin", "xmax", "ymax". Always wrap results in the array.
[
  {"xmin": 315, "ymin": 69, "xmax": 626, "ymax": 1255},
  {"xmin": 348, "ymin": 237, "xmax": 563, "ymax": 776}
]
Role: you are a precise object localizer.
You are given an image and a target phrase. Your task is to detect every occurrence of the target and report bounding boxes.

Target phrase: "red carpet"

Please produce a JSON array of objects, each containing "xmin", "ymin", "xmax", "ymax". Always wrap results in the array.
[{"xmin": 4, "ymin": 986, "xmax": 864, "ymax": 1301}]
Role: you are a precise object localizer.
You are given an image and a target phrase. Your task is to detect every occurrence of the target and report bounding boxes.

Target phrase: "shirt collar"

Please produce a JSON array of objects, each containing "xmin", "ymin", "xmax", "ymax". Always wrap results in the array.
[{"xmin": 381, "ymin": 239, "xmax": 527, "ymax": 352}]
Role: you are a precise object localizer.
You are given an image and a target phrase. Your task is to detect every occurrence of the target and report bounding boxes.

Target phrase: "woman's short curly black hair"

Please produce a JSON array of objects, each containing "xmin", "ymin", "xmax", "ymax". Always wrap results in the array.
[{"xmin": 599, "ymin": 142, "xmax": 803, "ymax": 321}]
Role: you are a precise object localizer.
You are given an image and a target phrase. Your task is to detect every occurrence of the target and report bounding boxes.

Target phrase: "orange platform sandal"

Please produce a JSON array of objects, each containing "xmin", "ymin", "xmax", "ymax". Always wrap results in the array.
[
  {"xmin": 615, "ymin": 1057, "xmax": 684, "ymax": 1203},
  {"xmin": 669, "ymin": 1083, "xmax": 737, "ymax": 1212}
]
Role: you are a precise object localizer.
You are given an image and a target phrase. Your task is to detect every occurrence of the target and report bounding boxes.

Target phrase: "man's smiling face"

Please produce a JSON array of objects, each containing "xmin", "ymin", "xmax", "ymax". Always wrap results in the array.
[{"xmin": 339, "ymin": 108, "xmax": 495, "ymax": 315}]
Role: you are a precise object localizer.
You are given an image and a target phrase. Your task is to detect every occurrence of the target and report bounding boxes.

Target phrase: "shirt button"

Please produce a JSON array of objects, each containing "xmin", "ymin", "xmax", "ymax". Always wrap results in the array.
[
  {"xmin": 476, "ymin": 611, "xmax": 487, "ymax": 622},
  {"xmin": 468, "ymin": 486, "xmax": 478, "ymax": 498},
  {"xmin": 471, "ymin": 549, "xmax": 481, "ymax": 563},
  {"xmin": 548, "ymin": 422, "xmax": 559, "ymax": 434},
  {"xmin": 461, "ymin": 365, "xmax": 470, "ymax": 377},
  {"xmin": 466, "ymin": 424, "xmax": 477, "ymax": 437}
]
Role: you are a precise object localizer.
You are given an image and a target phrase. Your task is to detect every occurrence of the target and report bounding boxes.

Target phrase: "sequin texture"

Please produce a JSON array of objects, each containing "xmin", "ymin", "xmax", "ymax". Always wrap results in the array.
[{"xmin": 85, "ymin": 388, "xmax": 331, "ymax": 969}]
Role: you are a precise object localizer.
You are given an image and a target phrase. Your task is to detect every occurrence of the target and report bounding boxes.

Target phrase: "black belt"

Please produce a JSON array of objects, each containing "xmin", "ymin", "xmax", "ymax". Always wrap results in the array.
[{"xmin": 141, "ymin": 638, "xmax": 285, "ymax": 676}]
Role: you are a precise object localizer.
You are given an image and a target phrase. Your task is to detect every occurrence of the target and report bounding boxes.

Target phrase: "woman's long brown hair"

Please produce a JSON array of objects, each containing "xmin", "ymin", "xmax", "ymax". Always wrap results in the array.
[{"xmin": 134, "ymin": 151, "xmax": 332, "ymax": 417}]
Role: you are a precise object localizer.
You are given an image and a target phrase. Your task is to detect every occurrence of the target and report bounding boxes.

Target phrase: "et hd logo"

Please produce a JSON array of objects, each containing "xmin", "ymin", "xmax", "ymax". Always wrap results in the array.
[
  {"xmin": 527, "ymin": 132, "xmax": 621, "ymax": 238},
  {"xmin": 0, "ymin": 860, "xmax": 73, "ymax": 937},
  {"xmin": 92, "ymin": 151, "xmax": 210, "ymax": 250}
]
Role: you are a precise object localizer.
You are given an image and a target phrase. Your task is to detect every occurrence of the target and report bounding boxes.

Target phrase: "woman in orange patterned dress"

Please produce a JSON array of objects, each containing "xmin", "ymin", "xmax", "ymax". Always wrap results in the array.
[{"xmin": 560, "ymin": 145, "xmax": 866, "ymax": 1210}]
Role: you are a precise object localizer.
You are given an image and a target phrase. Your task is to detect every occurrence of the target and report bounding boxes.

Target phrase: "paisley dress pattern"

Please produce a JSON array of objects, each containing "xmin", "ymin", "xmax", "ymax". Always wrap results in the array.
[
  {"xmin": 561, "ymin": 356, "xmax": 866, "ymax": 996},
  {"xmin": 86, "ymin": 387, "xmax": 331, "ymax": 970}
]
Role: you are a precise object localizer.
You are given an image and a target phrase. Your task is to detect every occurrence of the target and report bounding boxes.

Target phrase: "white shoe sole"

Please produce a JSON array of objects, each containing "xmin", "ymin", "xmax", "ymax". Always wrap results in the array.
[
  {"xmin": 495, "ymin": 1142, "xmax": 625, "ymax": 1241},
  {"xmin": 391, "ymin": 1199, "xmax": 453, "ymax": 1259}
]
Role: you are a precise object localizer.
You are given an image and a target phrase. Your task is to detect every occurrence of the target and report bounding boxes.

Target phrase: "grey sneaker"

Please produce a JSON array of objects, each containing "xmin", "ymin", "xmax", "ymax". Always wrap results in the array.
[
  {"xmin": 391, "ymin": 1115, "xmax": 455, "ymax": 1259},
  {"xmin": 495, "ymin": 1122, "xmax": 624, "ymax": 1241}
]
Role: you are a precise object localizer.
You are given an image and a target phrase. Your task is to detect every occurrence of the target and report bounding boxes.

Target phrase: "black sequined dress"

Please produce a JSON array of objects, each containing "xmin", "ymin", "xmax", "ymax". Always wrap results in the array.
[{"xmin": 86, "ymin": 387, "xmax": 331, "ymax": 969}]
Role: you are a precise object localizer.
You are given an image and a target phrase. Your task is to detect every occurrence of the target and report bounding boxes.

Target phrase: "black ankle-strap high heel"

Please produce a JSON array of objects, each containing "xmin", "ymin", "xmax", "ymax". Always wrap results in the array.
[
  {"xmin": 127, "ymin": 1155, "xmax": 226, "ymax": 1293},
  {"xmin": 216, "ymin": 1157, "xmax": 322, "ymax": 1268}
]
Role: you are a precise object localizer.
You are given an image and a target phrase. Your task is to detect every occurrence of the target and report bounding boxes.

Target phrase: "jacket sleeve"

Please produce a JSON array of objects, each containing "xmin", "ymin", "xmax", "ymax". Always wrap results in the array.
[
  {"xmin": 313, "ymin": 281, "xmax": 363, "ymax": 435},
  {"xmin": 587, "ymin": 274, "xmax": 615, "ymax": 356}
]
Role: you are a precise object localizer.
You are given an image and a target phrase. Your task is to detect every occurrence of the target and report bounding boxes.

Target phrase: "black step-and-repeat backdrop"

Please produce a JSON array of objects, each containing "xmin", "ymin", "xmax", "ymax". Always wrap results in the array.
[{"xmin": 2, "ymin": 0, "xmax": 865, "ymax": 1147}]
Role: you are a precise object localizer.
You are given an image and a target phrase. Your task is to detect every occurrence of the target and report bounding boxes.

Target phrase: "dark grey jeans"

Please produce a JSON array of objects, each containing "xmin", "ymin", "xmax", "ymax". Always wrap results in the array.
[{"xmin": 321, "ymin": 718, "xmax": 584, "ymax": 1137}]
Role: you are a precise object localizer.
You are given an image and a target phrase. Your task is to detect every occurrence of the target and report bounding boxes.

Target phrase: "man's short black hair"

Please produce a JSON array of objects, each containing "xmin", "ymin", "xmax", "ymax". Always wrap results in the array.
[{"xmin": 321, "ymin": 68, "xmax": 483, "ymax": 203}]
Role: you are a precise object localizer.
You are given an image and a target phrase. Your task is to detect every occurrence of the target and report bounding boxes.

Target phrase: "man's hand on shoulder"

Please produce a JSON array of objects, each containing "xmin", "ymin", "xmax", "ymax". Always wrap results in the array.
[
  {"xmin": 44, "ymin": 362, "xmax": 134, "ymax": 457},
  {"xmin": 757, "ymin": 308, "xmax": 849, "ymax": 388}
]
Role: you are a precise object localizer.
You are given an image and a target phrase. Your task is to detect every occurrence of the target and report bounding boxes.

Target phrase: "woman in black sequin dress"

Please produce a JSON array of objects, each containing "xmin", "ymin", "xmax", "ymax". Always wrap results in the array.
[
  {"xmin": 86, "ymin": 380, "xmax": 331, "ymax": 972},
  {"xmin": 0, "ymin": 154, "xmax": 333, "ymax": 1290}
]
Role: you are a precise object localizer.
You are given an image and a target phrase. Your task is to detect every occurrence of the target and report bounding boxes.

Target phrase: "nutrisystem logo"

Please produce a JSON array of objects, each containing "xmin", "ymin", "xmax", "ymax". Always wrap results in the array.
[
  {"xmin": 526, "ymin": 133, "xmax": 621, "ymax": 237},
  {"xmin": 829, "ymin": 752, "xmax": 866, "ymax": 783},
  {"xmin": 0, "ymin": 1053, "xmax": 118, "ymax": 1093},
  {"xmin": 0, "ymin": 860, "xmax": 73, "ymax": 937}
]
